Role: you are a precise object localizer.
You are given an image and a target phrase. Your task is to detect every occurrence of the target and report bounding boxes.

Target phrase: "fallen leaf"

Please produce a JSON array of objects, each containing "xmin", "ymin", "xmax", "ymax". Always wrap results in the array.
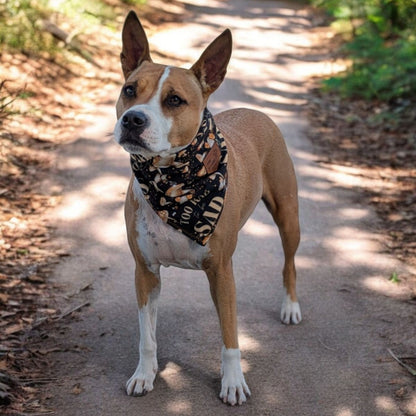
[
  {"xmin": 34, "ymin": 348, "xmax": 62, "ymax": 355},
  {"xmin": 5, "ymin": 323, "xmax": 25, "ymax": 335},
  {"xmin": 71, "ymin": 383, "xmax": 82, "ymax": 395},
  {"xmin": 395, "ymin": 386, "xmax": 407, "ymax": 398},
  {"xmin": 26, "ymin": 275, "xmax": 45, "ymax": 284}
]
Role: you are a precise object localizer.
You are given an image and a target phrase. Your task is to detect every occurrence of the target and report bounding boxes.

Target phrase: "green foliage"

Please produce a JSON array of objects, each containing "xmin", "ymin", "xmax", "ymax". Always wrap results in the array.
[
  {"xmin": 0, "ymin": 0, "xmax": 58, "ymax": 55},
  {"xmin": 312, "ymin": 0, "xmax": 416, "ymax": 100},
  {"xmin": 121, "ymin": 0, "xmax": 147, "ymax": 5},
  {"xmin": 324, "ymin": 32, "xmax": 416, "ymax": 100},
  {"xmin": 47, "ymin": 0, "xmax": 118, "ymax": 26},
  {"xmin": 389, "ymin": 271, "xmax": 400, "ymax": 283},
  {"xmin": 0, "ymin": 0, "xmax": 147, "ymax": 56}
]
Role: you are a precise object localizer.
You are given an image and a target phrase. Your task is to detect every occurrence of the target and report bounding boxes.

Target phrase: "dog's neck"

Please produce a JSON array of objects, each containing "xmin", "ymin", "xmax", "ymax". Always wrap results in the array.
[{"xmin": 130, "ymin": 108, "xmax": 228, "ymax": 246}]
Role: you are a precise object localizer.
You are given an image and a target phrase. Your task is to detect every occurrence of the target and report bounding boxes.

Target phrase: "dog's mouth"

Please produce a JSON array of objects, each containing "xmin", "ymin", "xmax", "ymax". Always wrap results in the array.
[
  {"xmin": 118, "ymin": 134, "xmax": 175, "ymax": 160},
  {"xmin": 114, "ymin": 108, "xmax": 174, "ymax": 158},
  {"xmin": 118, "ymin": 134, "xmax": 150, "ymax": 154}
]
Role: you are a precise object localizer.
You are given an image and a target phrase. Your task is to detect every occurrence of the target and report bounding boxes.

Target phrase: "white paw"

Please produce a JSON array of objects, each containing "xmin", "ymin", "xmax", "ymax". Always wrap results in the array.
[
  {"xmin": 126, "ymin": 358, "xmax": 158, "ymax": 396},
  {"xmin": 220, "ymin": 347, "xmax": 251, "ymax": 405},
  {"xmin": 280, "ymin": 294, "xmax": 302, "ymax": 325}
]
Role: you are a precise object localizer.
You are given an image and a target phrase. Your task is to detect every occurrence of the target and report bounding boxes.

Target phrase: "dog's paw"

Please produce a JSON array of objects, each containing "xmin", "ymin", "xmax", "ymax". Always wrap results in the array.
[
  {"xmin": 220, "ymin": 374, "xmax": 251, "ymax": 406},
  {"xmin": 220, "ymin": 347, "xmax": 251, "ymax": 406},
  {"xmin": 280, "ymin": 294, "xmax": 302, "ymax": 325},
  {"xmin": 126, "ymin": 360, "xmax": 157, "ymax": 396}
]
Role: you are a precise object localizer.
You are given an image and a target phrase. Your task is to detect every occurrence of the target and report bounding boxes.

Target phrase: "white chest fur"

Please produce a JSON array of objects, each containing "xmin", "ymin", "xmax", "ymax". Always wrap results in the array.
[{"xmin": 133, "ymin": 179, "xmax": 210, "ymax": 273}]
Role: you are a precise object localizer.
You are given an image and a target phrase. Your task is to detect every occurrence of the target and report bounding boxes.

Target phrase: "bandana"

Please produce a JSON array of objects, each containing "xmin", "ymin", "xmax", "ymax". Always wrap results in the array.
[{"xmin": 130, "ymin": 108, "xmax": 228, "ymax": 246}]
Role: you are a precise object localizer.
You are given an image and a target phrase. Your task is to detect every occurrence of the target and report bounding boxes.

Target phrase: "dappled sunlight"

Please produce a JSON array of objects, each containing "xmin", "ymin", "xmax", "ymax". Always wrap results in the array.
[
  {"xmin": 166, "ymin": 398, "xmax": 192, "ymax": 415},
  {"xmin": 240, "ymin": 358, "xmax": 250, "ymax": 373},
  {"xmin": 90, "ymin": 207, "xmax": 126, "ymax": 247},
  {"xmin": 150, "ymin": 0, "xmax": 322, "ymax": 121},
  {"xmin": 335, "ymin": 408, "xmax": 355, "ymax": 416},
  {"xmin": 299, "ymin": 187, "xmax": 335, "ymax": 203},
  {"xmin": 287, "ymin": 59, "xmax": 348, "ymax": 81},
  {"xmin": 247, "ymin": 84, "xmax": 307, "ymax": 107},
  {"xmin": 338, "ymin": 207, "xmax": 369, "ymax": 221},
  {"xmin": 56, "ymin": 175, "xmax": 127, "ymax": 224},
  {"xmin": 404, "ymin": 391, "xmax": 416, "ymax": 414},
  {"xmin": 160, "ymin": 362, "xmax": 190, "ymax": 390},
  {"xmin": 56, "ymin": 193, "xmax": 90, "ymax": 221},
  {"xmin": 295, "ymin": 255, "xmax": 320, "ymax": 270},
  {"xmin": 84, "ymin": 175, "xmax": 127, "ymax": 203},
  {"xmin": 320, "ymin": 164, "xmax": 392, "ymax": 190},
  {"xmin": 307, "ymin": 57, "xmax": 348, "ymax": 78},
  {"xmin": 80, "ymin": 105, "xmax": 116, "ymax": 140},
  {"xmin": 60, "ymin": 156, "xmax": 90, "ymax": 170},
  {"xmin": 363, "ymin": 276, "xmax": 408, "ymax": 297},
  {"xmin": 242, "ymin": 218, "xmax": 276, "ymax": 238},
  {"xmin": 323, "ymin": 226, "xmax": 382, "ymax": 262},
  {"xmin": 327, "ymin": 165, "xmax": 376, "ymax": 188},
  {"xmin": 238, "ymin": 330, "xmax": 261, "ymax": 353},
  {"xmin": 375, "ymin": 395, "xmax": 400, "ymax": 413},
  {"xmin": 297, "ymin": 162, "xmax": 340, "ymax": 183}
]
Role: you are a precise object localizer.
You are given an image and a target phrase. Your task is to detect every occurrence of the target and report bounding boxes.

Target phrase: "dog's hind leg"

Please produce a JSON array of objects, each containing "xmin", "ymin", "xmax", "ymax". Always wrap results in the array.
[{"xmin": 262, "ymin": 163, "xmax": 302, "ymax": 325}]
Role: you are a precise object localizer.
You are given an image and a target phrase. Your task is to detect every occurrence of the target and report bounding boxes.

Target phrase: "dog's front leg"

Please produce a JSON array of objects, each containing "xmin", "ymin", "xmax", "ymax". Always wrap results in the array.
[
  {"xmin": 126, "ymin": 272, "xmax": 160, "ymax": 396},
  {"xmin": 205, "ymin": 261, "xmax": 251, "ymax": 405}
]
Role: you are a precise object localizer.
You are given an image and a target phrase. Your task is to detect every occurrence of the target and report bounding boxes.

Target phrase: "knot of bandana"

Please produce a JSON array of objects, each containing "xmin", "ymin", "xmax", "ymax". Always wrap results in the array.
[{"xmin": 130, "ymin": 108, "xmax": 228, "ymax": 246}]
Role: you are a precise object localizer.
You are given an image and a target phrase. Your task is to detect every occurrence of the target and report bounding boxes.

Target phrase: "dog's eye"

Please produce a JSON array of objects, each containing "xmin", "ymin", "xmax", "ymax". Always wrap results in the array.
[
  {"xmin": 166, "ymin": 94, "xmax": 185, "ymax": 107},
  {"xmin": 123, "ymin": 85, "xmax": 136, "ymax": 98}
]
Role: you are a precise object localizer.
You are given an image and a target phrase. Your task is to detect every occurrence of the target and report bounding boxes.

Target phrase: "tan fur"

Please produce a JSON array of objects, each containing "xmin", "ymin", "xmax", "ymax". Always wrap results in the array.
[
  {"xmin": 118, "ymin": 44, "xmax": 300, "ymax": 347},
  {"xmin": 117, "ymin": 64, "xmax": 205, "ymax": 149},
  {"xmin": 124, "ymin": 178, "xmax": 160, "ymax": 306},
  {"xmin": 116, "ymin": 11, "xmax": 301, "ymax": 403},
  {"xmin": 202, "ymin": 109, "xmax": 300, "ymax": 348}
]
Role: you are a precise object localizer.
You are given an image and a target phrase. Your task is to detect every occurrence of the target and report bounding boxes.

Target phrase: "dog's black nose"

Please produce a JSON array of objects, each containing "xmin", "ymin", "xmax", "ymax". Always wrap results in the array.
[{"xmin": 121, "ymin": 110, "xmax": 148, "ymax": 132}]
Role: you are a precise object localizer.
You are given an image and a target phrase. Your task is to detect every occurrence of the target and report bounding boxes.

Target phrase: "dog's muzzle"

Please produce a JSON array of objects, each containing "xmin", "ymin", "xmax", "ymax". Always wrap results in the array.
[
  {"xmin": 121, "ymin": 110, "xmax": 148, "ymax": 135},
  {"xmin": 118, "ymin": 110, "xmax": 150, "ymax": 152}
]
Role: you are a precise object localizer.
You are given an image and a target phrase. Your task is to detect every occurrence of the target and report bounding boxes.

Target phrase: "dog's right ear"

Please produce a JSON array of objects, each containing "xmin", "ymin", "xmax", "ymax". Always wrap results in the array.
[{"xmin": 120, "ymin": 11, "xmax": 152, "ymax": 79}]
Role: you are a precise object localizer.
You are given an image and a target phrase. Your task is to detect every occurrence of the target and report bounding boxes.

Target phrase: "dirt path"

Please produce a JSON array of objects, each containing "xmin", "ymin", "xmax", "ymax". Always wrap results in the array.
[{"xmin": 45, "ymin": 1, "xmax": 415, "ymax": 415}]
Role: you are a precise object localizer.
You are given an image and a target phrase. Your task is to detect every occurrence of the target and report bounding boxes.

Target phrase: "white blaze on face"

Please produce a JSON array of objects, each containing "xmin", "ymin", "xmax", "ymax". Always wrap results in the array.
[{"xmin": 114, "ymin": 66, "xmax": 173, "ymax": 158}]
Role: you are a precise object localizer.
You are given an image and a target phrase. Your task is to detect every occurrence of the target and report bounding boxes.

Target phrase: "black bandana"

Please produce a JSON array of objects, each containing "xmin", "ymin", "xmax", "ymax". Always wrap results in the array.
[{"xmin": 130, "ymin": 108, "xmax": 228, "ymax": 246}]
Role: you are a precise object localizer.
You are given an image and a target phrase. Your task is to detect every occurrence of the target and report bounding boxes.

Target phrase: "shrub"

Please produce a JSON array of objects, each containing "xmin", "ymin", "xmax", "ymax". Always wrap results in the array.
[
  {"xmin": 325, "ymin": 31, "xmax": 416, "ymax": 100},
  {"xmin": 312, "ymin": 0, "xmax": 416, "ymax": 100}
]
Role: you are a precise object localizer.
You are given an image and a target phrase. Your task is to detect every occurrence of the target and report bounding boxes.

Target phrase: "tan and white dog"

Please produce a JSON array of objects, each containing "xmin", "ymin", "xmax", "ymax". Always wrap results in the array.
[{"xmin": 114, "ymin": 11, "xmax": 302, "ymax": 406}]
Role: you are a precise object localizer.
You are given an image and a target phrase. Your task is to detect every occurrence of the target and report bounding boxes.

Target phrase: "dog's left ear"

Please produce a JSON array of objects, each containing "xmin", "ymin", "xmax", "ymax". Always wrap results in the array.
[
  {"xmin": 191, "ymin": 29, "xmax": 232, "ymax": 97},
  {"xmin": 120, "ymin": 11, "xmax": 152, "ymax": 79}
]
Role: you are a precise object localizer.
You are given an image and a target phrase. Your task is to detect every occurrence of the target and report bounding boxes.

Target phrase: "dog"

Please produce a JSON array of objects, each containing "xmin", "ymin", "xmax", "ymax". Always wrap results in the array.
[{"xmin": 113, "ymin": 11, "xmax": 302, "ymax": 406}]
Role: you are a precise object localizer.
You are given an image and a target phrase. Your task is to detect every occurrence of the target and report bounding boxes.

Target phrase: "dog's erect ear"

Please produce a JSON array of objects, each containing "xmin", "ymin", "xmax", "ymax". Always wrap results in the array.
[
  {"xmin": 120, "ymin": 11, "xmax": 152, "ymax": 79},
  {"xmin": 191, "ymin": 29, "xmax": 232, "ymax": 97}
]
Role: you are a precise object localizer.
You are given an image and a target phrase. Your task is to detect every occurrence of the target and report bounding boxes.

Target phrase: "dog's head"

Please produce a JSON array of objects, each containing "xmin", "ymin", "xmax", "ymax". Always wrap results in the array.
[{"xmin": 114, "ymin": 11, "xmax": 232, "ymax": 158}]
